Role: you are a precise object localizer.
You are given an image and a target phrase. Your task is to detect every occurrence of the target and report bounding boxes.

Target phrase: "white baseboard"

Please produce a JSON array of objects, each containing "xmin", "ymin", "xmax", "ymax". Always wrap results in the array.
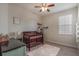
[{"xmin": 45, "ymin": 40, "xmax": 77, "ymax": 48}]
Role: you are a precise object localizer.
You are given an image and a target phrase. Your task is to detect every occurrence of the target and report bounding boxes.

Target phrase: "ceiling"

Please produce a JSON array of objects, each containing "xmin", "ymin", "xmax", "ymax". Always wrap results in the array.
[{"xmin": 16, "ymin": 3, "xmax": 77, "ymax": 16}]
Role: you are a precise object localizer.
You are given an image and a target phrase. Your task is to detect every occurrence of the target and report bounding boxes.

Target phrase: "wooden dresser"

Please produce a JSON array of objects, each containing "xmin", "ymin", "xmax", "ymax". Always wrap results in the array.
[{"xmin": 23, "ymin": 31, "xmax": 43, "ymax": 51}]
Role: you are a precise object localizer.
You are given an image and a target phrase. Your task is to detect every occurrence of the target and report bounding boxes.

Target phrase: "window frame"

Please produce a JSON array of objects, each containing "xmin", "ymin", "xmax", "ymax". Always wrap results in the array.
[{"xmin": 58, "ymin": 14, "xmax": 73, "ymax": 34}]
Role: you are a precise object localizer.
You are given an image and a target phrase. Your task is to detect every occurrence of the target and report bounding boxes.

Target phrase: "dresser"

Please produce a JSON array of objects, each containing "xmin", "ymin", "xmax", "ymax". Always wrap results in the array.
[{"xmin": 23, "ymin": 31, "xmax": 43, "ymax": 51}]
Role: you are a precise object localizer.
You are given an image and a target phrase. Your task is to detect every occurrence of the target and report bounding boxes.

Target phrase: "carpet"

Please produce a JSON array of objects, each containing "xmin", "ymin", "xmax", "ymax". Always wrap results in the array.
[{"xmin": 27, "ymin": 44, "xmax": 60, "ymax": 56}]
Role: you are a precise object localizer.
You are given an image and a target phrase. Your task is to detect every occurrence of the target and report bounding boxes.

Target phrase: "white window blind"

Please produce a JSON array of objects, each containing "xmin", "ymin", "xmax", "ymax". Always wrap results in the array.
[{"xmin": 59, "ymin": 14, "xmax": 72, "ymax": 34}]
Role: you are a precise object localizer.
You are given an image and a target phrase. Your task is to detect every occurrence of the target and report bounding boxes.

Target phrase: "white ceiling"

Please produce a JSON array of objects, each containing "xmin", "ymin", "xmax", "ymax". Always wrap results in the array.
[{"xmin": 16, "ymin": 3, "xmax": 77, "ymax": 16}]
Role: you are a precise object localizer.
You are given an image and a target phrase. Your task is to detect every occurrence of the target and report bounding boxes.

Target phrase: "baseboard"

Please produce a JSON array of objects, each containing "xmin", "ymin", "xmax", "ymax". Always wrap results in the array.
[{"xmin": 45, "ymin": 40, "xmax": 77, "ymax": 49}]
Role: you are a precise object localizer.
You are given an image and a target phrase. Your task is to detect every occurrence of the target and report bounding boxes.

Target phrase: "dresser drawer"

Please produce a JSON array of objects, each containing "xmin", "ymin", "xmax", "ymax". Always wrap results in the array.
[
  {"xmin": 30, "ymin": 38, "xmax": 36, "ymax": 42},
  {"xmin": 26, "ymin": 42, "xmax": 36, "ymax": 48}
]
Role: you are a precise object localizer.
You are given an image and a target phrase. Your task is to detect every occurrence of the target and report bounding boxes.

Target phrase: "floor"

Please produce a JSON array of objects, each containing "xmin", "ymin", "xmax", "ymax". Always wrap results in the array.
[
  {"xmin": 27, "ymin": 44, "xmax": 60, "ymax": 56},
  {"xmin": 27, "ymin": 42, "xmax": 79, "ymax": 56},
  {"xmin": 45, "ymin": 41, "xmax": 78, "ymax": 56}
]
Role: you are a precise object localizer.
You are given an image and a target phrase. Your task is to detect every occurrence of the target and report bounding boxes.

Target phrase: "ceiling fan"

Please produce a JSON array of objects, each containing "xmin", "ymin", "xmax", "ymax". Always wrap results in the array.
[{"xmin": 34, "ymin": 3, "xmax": 55, "ymax": 12}]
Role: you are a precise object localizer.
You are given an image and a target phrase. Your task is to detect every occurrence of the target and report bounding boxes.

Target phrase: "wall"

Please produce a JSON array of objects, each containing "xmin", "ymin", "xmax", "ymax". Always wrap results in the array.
[
  {"xmin": 8, "ymin": 4, "xmax": 41, "ymax": 33},
  {"xmin": 0, "ymin": 3, "xmax": 8, "ymax": 34},
  {"xmin": 42, "ymin": 7, "xmax": 77, "ymax": 48},
  {"xmin": 76, "ymin": 5, "xmax": 79, "ymax": 54}
]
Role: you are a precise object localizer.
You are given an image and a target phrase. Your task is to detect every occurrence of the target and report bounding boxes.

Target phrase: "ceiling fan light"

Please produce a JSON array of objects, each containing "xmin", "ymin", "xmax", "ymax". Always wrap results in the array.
[
  {"xmin": 41, "ymin": 7, "xmax": 45, "ymax": 11},
  {"xmin": 45, "ymin": 7, "xmax": 47, "ymax": 10}
]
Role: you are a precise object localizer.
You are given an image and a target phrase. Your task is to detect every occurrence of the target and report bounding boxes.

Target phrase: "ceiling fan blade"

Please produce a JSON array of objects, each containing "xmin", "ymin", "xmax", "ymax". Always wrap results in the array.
[
  {"xmin": 35, "ymin": 6, "xmax": 41, "ymax": 8},
  {"xmin": 47, "ymin": 4, "xmax": 55, "ymax": 7}
]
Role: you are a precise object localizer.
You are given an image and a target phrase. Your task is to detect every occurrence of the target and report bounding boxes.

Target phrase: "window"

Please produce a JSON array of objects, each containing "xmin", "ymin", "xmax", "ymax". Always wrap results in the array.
[{"xmin": 59, "ymin": 14, "xmax": 72, "ymax": 34}]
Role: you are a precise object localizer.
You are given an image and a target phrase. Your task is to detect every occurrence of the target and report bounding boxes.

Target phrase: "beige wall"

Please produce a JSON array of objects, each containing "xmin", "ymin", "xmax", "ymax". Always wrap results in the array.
[
  {"xmin": 8, "ymin": 4, "xmax": 41, "ymax": 33},
  {"xmin": 0, "ymin": 3, "xmax": 8, "ymax": 34},
  {"xmin": 42, "ymin": 7, "xmax": 78, "ymax": 48}
]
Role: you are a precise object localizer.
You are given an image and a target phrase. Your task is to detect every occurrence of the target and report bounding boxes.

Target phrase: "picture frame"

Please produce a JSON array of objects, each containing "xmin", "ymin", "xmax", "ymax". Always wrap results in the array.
[{"xmin": 13, "ymin": 16, "xmax": 20, "ymax": 24}]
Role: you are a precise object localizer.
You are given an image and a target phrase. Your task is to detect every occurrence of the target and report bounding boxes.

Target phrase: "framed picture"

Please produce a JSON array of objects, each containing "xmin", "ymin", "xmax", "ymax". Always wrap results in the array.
[{"xmin": 13, "ymin": 17, "xmax": 20, "ymax": 24}]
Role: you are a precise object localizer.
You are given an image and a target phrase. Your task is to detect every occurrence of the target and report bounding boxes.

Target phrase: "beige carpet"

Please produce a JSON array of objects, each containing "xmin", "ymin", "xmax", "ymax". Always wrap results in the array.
[{"xmin": 27, "ymin": 44, "xmax": 60, "ymax": 56}]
